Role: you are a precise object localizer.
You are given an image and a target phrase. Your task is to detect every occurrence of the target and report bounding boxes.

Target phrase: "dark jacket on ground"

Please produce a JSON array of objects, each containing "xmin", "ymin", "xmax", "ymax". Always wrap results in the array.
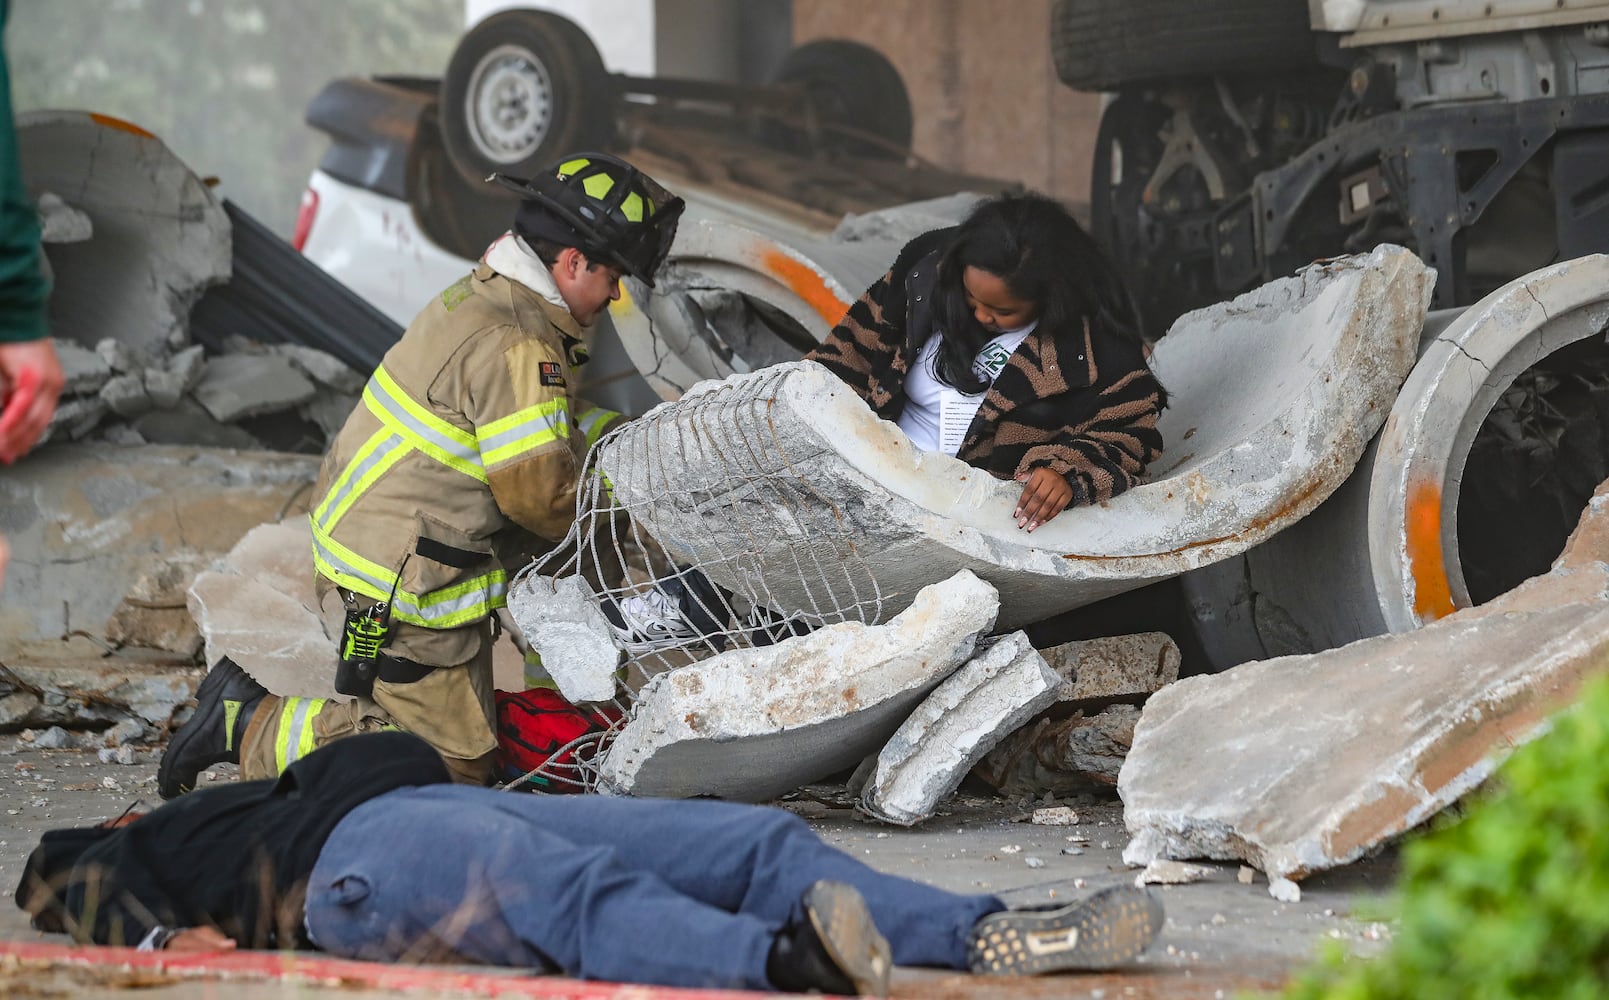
[
  {"xmin": 804, "ymin": 228, "xmax": 1164, "ymax": 506},
  {"xmin": 16, "ymin": 732, "xmax": 452, "ymax": 949}
]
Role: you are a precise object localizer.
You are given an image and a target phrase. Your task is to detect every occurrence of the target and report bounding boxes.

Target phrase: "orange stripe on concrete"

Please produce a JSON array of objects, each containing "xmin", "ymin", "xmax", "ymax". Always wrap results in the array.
[
  {"xmin": 87, "ymin": 113, "xmax": 156, "ymax": 139},
  {"xmin": 761, "ymin": 250, "xmax": 852, "ymax": 326},
  {"xmin": 1406, "ymin": 481, "xmax": 1456, "ymax": 621},
  {"xmin": 0, "ymin": 940, "xmax": 772, "ymax": 999}
]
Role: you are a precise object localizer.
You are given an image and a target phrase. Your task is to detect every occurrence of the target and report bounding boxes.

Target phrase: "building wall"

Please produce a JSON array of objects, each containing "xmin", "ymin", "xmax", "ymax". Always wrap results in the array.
[{"xmin": 793, "ymin": 0, "xmax": 1102, "ymax": 204}]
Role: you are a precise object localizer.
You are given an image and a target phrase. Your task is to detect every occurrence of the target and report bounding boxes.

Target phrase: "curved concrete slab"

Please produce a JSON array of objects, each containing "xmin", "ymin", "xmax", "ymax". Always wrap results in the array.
[
  {"xmin": 18, "ymin": 111, "xmax": 231, "ymax": 362},
  {"xmin": 598, "ymin": 246, "xmax": 1433, "ymax": 630},
  {"xmin": 1185, "ymin": 254, "xmax": 1609, "ymax": 665}
]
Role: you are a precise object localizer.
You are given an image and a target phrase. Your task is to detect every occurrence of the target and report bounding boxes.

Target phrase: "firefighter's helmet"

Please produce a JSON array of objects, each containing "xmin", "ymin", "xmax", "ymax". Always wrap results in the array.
[{"xmin": 491, "ymin": 153, "xmax": 684, "ymax": 288}]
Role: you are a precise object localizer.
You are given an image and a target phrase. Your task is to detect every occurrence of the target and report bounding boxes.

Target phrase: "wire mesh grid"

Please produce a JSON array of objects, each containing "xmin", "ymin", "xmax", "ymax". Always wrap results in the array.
[{"xmin": 507, "ymin": 366, "xmax": 891, "ymax": 791}]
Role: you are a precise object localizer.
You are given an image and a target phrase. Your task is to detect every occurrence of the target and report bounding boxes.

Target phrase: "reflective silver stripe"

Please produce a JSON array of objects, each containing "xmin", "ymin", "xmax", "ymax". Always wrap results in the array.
[
  {"xmin": 310, "ymin": 529, "xmax": 508, "ymax": 624},
  {"xmin": 578, "ymin": 407, "xmax": 615, "ymax": 439},
  {"xmin": 477, "ymin": 405, "xmax": 571, "ymax": 458},
  {"xmin": 316, "ymin": 432, "xmax": 409, "ymax": 532},
  {"xmin": 365, "ymin": 377, "xmax": 482, "ymax": 466},
  {"xmin": 284, "ymin": 698, "xmax": 314, "ymax": 765}
]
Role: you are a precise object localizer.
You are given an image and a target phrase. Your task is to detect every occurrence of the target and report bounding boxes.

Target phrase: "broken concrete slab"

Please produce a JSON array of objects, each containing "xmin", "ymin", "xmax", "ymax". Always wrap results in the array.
[
  {"xmin": 0, "ymin": 444, "xmax": 319, "ymax": 644},
  {"xmin": 192, "ymin": 354, "xmax": 318, "ymax": 423},
  {"xmin": 860, "ymin": 631, "xmax": 1065, "ymax": 826},
  {"xmin": 506, "ymin": 574, "xmax": 624, "ymax": 704},
  {"xmin": 974, "ymin": 704, "xmax": 1142, "ymax": 796},
  {"xmin": 98, "ymin": 372, "xmax": 152, "ymax": 418},
  {"xmin": 0, "ymin": 655, "xmax": 202, "ymax": 732},
  {"xmin": 186, "ymin": 519, "xmax": 338, "ymax": 699},
  {"xmin": 1039, "ymin": 633, "xmax": 1181, "ymax": 708},
  {"xmin": 103, "ymin": 557, "xmax": 206, "ymax": 657},
  {"xmin": 598, "ymin": 570, "xmax": 1000, "ymax": 801},
  {"xmin": 1120, "ymin": 478, "xmax": 1609, "ymax": 884},
  {"xmin": 18, "ymin": 111, "xmax": 231, "ymax": 363},
  {"xmin": 268, "ymin": 343, "xmax": 366, "ymax": 394},
  {"xmin": 130, "ymin": 400, "xmax": 263, "ymax": 449},
  {"xmin": 599, "ymin": 246, "xmax": 1433, "ymax": 631}
]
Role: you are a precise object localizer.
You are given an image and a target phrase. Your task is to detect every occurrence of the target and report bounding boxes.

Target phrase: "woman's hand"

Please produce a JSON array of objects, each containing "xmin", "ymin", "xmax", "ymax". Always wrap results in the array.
[{"xmin": 1013, "ymin": 467, "xmax": 1074, "ymax": 532}]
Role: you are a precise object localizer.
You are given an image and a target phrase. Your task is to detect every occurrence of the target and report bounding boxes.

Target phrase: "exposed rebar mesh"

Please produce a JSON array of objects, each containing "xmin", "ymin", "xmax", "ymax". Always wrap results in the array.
[{"xmin": 507, "ymin": 367, "xmax": 888, "ymax": 789}]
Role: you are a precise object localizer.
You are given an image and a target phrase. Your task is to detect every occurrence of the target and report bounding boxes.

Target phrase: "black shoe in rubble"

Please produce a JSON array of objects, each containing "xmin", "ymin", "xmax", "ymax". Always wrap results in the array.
[
  {"xmin": 968, "ymin": 885, "xmax": 1164, "ymax": 976},
  {"xmin": 766, "ymin": 880, "xmax": 892, "ymax": 997},
  {"xmin": 601, "ymin": 567, "xmax": 731, "ymax": 655},
  {"xmin": 156, "ymin": 657, "xmax": 267, "ymax": 800}
]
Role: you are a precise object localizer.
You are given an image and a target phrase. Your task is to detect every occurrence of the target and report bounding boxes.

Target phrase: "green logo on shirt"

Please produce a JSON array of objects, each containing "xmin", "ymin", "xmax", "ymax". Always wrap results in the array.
[{"xmin": 973, "ymin": 343, "xmax": 1013, "ymax": 382}]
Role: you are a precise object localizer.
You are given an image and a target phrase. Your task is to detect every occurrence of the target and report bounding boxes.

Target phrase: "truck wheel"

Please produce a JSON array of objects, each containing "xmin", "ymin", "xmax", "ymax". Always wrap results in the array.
[
  {"xmin": 440, "ymin": 10, "xmax": 614, "ymax": 188},
  {"xmin": 773, "ymin": 40, "xmax": 912, "ymax": 157},
  {"xmin": 1052, "ymin": 0, "xmax": 1318, "ymax": 91}
]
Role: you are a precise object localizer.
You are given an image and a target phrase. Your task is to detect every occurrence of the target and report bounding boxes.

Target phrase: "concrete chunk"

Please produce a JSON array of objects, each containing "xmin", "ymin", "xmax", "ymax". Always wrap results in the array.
[
  {"xmin": 36, "ymin": 191, "xmax": 92, "ymax": 243},
  {"xmin": 973, "ymin": 705, "xmax": 1141, "ymax": 796},
  {"xmin": 1121, "ymin": 479, "xmax": 1609, "ymax": 883},
  {"xmin": 269, "ymin": 343, "xmax": 366, "ymax": 394},
  {"xmin": 192, "ymin": 354, "xmax": 317, "ymax": 423},
  {"xmin": 507, "ymin": 574, "xmax": 624, "ymax": 703},
  {"xmin": 601, "ymin": 246, "xmax": 1432, "ymax": 630},
  {"xmin": 861, "ymin": 632, "xmax": 1065, "ymax": 825},
  {"xmin": 599, "ymin": 570, "xmax": 1000, "ymax": 801},
  {"xmin": 1039, "ymin": 633, "xmax": 1181, "ymax": 707},
  {"xmin": 99, "ymin": 372, "xmax": 152, "ymax": 418},
  {"xmin": 186, "ymin": 520, "xmax": 338, "ymax": 699},
  {"xmin": 53, "ymin": 338, "xmax": 110, "ymax": 394}
]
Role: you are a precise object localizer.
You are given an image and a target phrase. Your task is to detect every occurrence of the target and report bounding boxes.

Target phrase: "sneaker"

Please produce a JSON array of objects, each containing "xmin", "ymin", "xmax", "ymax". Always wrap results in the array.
[
  {"xmin": 967, "ymin": 885, "xmax": 1164, "ymax": 976},
  {"xmin": 767, "ymin": 880, "xmax": 891, "ymax": 997},
  {"xmin": 601, "ymin": 569, "xmax": 730, "ymax": 655},
  {"xmin": 156, "ymin": 657, "xmax": 267, "ymax": 800}
]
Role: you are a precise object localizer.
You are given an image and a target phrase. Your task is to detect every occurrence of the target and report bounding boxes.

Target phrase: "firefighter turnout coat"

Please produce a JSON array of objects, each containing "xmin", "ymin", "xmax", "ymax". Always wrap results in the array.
[{"xmin": 308, "ymin": 261, "xmax": 620, "ymax": 631}]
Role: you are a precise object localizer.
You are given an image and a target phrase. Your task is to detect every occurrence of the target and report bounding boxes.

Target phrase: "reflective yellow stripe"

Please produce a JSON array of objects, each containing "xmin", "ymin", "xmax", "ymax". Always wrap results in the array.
[
  {"xmin": 314, "ymin": 428, "xmax": 411, "ymax": 532},
  {"xmin": 275, "ymin": 697, "xmax": 326, "ymax": 774},
  {"xmin": 577, "ymin": 406, "xmax": 624, "ymax": 449},
  {"xmin": 364, "ymin": 366, "xmax": 487, "ymax": 483},
  {"xmin": 310, "ymin": 522, "xmax": 508, "ymax": 629},
  {"xmin": 477, "ymin": 398, "xmax": 572, "ymax": 467}
]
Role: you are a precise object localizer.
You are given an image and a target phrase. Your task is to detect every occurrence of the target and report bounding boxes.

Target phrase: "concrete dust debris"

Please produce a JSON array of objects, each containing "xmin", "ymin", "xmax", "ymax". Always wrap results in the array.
[
  {"xmin": 103, "ymin": 557, "xmax": 206, "ymax": 657},
  {"xmin": 1030, "ymin": 806, "xmax": 1080, "ymax": 825},
  {"xmin": 859, "ymin": 631, "xmax": 1063, "ymax": 825},
  {"xmin": 1136, "ymin": 859, "xmax": 1218, "ymax": 886},
  {"xmin": 35, "ymin": 191, "xmax": 91, "ymax": 243},
  {"xmin": 599, "ymin": 570, "xmax": 1000, "ymax": 801},
  {"xmin": 1121, "ymin": 477, "xmax": 1609, "ymax": 885}
]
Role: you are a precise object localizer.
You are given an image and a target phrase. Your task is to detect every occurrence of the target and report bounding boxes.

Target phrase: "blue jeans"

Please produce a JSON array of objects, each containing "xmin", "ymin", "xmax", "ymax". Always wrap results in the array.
[{"xmin": 303, "ymin": 786, "xmax": 1002, "ymax": 990}]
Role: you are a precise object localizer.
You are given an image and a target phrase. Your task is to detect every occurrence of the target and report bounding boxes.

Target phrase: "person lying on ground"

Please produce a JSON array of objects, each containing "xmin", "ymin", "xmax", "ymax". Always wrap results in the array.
[
  {"xmin": 21, "ymin": 731, "xmax": 1165, "ymax": 995},
  {"xmin": 807, "ymin": 192, "xmax": 1165, "ymax": 533}
]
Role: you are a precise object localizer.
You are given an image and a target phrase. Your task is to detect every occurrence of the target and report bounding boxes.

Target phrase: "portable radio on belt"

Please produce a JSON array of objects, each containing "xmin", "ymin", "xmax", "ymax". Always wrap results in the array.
[{"xmin": 333, "ymin": 558, "xmax": 406, "ymax": 698}]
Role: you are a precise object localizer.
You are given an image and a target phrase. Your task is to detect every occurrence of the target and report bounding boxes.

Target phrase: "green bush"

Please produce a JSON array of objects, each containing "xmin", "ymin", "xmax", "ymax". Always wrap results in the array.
[{"xmin": 1283, "ymin": 671, "xmax": 1609, "ymax": 1000}]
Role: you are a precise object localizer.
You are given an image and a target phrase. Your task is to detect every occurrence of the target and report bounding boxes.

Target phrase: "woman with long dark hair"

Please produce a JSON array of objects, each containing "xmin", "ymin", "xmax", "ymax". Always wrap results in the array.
[{"xmin": 807, "ymin": 192, "xmax": 1165, "ymax": 531}]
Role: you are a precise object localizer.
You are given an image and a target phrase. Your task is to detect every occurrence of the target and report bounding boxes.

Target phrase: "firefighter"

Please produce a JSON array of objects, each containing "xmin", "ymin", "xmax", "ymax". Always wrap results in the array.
[{"xmin": 157, "ymin": 154, "xmax": 684, "ymax": 795}]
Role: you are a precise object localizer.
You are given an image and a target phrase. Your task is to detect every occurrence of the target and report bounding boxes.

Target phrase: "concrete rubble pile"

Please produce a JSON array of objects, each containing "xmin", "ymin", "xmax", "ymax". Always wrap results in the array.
[
  {"xmin": 19, "ymin": 111, "xmax": 366, "ymax": 455},
  {"xmin": 1121, "ymin": 476, "xmax": 1609, "ymax": 892},
  {"xmin": 0, "ymin": 445, "xmax": 320, "ymax": 739}
]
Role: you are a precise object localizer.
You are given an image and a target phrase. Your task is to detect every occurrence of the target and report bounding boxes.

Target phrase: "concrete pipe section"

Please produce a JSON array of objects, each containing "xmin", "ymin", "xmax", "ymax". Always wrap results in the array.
[
  {"xmin": 607, "ymin": 195, "xmax": 981, "ymax": 400},
  {"xmin": 17, "ymin": 111, "xmax": 231, "ymax": 364},
  {"xmin": 1183, "ymin": 254, "xmax": 1609, "ymax": 668},
  {"xmin": 597, "ymin": 245, "xmax": 1434, "ymax": 632}
]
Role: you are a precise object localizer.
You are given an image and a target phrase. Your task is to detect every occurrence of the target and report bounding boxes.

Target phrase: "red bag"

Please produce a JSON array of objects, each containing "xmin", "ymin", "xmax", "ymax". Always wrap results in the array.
[{"xmin": 494, "ymin": 688, "xmax": 622, "ymax": 792}]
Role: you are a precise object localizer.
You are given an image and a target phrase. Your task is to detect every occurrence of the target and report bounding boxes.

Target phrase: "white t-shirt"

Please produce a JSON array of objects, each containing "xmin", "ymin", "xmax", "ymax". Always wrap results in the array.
[{"xmin": 897, "ymin": 322, "xmax": 1037, "ymax": 455}]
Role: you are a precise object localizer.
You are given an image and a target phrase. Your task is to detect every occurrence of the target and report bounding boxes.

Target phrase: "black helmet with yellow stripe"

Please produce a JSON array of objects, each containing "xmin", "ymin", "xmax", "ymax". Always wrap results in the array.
[{"xmin": 490, "ymin": 153, "xmax": 685, "ymax": 288}]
